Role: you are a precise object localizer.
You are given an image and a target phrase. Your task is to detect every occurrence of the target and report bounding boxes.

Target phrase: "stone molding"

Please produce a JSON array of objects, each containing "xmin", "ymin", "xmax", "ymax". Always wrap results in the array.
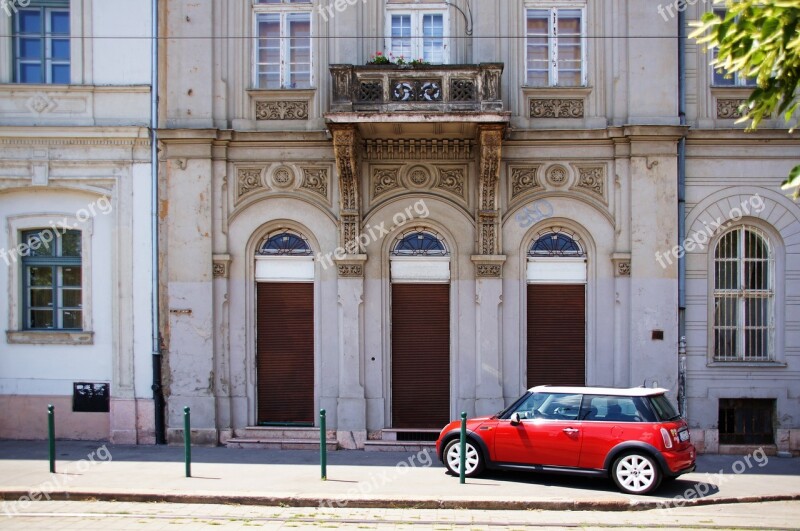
[{"xmin": 471, "ymin": 255, "xmax": 507, "ymax": 278}]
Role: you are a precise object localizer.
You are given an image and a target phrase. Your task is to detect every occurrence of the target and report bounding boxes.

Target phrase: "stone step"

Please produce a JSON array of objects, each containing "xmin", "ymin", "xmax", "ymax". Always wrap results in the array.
[
  {"xmin": 363, "ymin": 440, "xmax": 437, "ymax": 452},
  {"xmin": 241, "ymin": 427, "xmax": 332, "ymax": 441},
  {"xmin": 225, "ymin": 438, "xmax": 338, "ymax": 451},
  {"xmin": 379, "ymin": 428, "xmax": 441, "ymax": 442}
]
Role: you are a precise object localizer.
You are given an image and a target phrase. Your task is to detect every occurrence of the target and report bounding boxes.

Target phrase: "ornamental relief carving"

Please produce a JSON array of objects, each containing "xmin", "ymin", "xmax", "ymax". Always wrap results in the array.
[
  {"xmin": 570, "ymin": 164, "xmax": 607, "ymax": 203},
  {"xmin": 546, "ymin": 164, "xmax": 569, "ymax": 187},
  {"xmin": 435, "ymin": 168, "xmax": 465, "ymax": 199},
  {"xmin": 237, "ymin": 168, "xmax": 266, "ymax": 199},
  {"xmin": 368, "ymin": 164, "xmax": 468, "ymax": 205},
  {"xmin": 530, "ymin": 98, "xmax": 584, "ymax": 118},
  {"xmin": 717, "ymin": 98, "xmax": 747, "ymax": 119},
  {"xmin": 337, "ymin": 264, "xmax": 364, "ymax": 277},
  {"xmin": 255, "ymin": 100, "xmax": 309, "ymax": 120},
  {"xmin": 372, "ymin": 167, "xmax": 401, "ymax": 198},
  {"xmin": 299, "ymin": 167, "xmax": 329, "ymax": 200},
  {"xmin": 509, "ymin": 165, "xmax": 543, "ymax": 200},
  {"xmin": 476, "ymin": 264, "xmax": 502, "ymax": 278}
]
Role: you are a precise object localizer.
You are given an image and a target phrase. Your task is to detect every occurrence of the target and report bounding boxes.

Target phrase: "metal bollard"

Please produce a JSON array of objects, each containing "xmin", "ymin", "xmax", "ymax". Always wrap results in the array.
[
  {"xmin": 184, "ymin": 406, "xmax": 191, "ymax": 478},
  {"xmin": 320, "ymin": 409, "xmax": 327, "ymax": 480},
  {"xmin": 459, "ymin": 411, "xmax": 467, "ymax": 484},
  {"xmin": 48, "ymin": 404, "xmax": 55, "ymax": 473}
]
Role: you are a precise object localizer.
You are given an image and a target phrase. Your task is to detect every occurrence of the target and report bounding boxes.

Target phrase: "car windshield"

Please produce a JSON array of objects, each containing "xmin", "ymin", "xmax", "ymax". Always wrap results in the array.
[{"xmin": 649, "ymin": 394, "xmax": 682, "ymax": 421}]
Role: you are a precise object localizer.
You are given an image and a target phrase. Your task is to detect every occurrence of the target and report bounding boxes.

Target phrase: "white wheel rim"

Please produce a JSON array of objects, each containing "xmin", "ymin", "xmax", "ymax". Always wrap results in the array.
[
  {"xmin": 446, "ymin": 442, "xmax": 479, "ymax": 475},
  {"xmin": 616, "ymin": 455, "xmax": 656, "ymax": 493}
]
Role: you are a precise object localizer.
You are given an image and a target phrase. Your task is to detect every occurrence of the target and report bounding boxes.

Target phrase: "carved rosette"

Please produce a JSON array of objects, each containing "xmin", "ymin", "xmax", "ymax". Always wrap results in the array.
[
  {"xmin": 530, "ymin": 98, "xmax": 584, "ymax": 118},
  {"xmin": 571, "ymin": 165, "xmax": 607, "ymax": 203},
  {"xmin": 717, "ymin": 98, "xmax": 747, "ymax": 119},
  {"xmin": 255, "ymin": 100, "xmax": 309, "ymax": 120},
  {"xmin": 237, "ymin": 168, "xmax": 265, "ymax": 198},
  {"xmin": 477, "ymin": 125, "xmax": 504, "ymax": 257},
  {"xmin": 300, "ymin": 168, "xmax": 329, "ymax": 199},
  {"xmin": 546, "ymin": 164, "xmax": 569, "ymax": 187},
  {"xmin": 510, "ymin": 166, "xmax": 543, "ymax": 200}
]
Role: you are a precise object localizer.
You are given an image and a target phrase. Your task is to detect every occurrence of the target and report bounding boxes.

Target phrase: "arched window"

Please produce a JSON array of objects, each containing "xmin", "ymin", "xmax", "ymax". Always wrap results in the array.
[
  {"xmin": 713, "ymin": 226, "xmax": 774, "ymax": 361},
  {"xmin": 529, "ymin": 229, "xmax": 585, "ymax": 257},
  {"xmin": 391, "ymin": 229, "xmax": 449, "ymax": 256},
  {"xmin": 257, "ymin": 230, "xmax": 313, "ymax": 256}
]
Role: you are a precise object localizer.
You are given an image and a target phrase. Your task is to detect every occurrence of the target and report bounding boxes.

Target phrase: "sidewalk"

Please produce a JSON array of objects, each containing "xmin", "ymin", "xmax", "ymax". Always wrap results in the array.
[{"xmin": 1, "ymin": 440, "xmax": 798, "ymax": 512}]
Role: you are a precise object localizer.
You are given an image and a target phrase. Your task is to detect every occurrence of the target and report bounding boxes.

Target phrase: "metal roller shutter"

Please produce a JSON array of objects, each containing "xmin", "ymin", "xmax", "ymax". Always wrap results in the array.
[
  {"xmin": 527, "ymin": 284, "xmax": 586, "ymax": 388},
  {"xmin": 256, "ymin": 282, "xmax": 314, "ymax": 425},
  {"xmin": 391, "ymin": 283, "xmax": 450, "ymax": 429}
]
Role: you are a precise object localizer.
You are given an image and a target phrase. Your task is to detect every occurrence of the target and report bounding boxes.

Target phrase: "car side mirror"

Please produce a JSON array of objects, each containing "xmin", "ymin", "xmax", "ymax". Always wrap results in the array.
[{"xmin": 510, "ymin": 412, "xmax": 521, "ymax": 426}]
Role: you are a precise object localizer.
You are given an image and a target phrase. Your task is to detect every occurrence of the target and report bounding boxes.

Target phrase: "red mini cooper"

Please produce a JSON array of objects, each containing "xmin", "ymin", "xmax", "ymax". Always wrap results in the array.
[{"xmin": 436, "ymin": 386, "xmax": 696, "ymax": 495}]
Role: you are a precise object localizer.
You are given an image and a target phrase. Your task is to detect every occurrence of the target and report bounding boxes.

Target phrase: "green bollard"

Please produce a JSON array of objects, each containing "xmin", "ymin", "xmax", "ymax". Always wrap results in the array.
[
  {"xmin": 48, "ymin": 404, "xmax": 55, "ymax": 473},
  {"xmin": 459, "ymin": 411, "xmax": 467, "ymax": 484},
  {"xmin": 184, "ymin": 406, "xmax": 191, "ymax": 478},
  {"xmin": 320, "ymin": 409, "xmax": 327, "ymax": 480}
]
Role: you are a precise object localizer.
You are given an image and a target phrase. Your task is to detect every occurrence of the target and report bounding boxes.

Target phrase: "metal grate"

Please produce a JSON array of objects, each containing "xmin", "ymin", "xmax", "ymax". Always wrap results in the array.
[
  {"xmin": 713, "ymin": 226, "xmax": 774, "ymax": 361},
  {"xmin": 718, "ymin": 398, "xmax": 774, "ymax": 444},
  {"xmin": 397, "ymin": 431, "xmax": 439, "ymax": 442}
]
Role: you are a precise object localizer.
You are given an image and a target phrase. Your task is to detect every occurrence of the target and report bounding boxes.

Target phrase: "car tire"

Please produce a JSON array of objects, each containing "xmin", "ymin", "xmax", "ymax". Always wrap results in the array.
[
  {"xmin": 611, "ymin": 452, "xmax": 662, "ymax": 495},
  {"xmin": 443, "ymin": 438, "xmax": 484, "ymax": 477}
]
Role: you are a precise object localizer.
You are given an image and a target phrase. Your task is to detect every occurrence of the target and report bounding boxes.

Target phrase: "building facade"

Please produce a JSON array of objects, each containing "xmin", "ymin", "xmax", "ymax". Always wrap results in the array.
[
  {"xmin": 0, "ymin": 0, "xmax": 156, "ymax": 443},
  {"xmin": 2, "ymin": 0, "xmax": 797, "ymax": 454}
]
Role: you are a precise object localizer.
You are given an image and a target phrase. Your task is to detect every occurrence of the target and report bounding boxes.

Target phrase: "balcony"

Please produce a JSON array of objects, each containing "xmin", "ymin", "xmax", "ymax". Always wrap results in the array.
[{"xmin": 328, "ymin": 63, "xmax": 505, "ymax": 116}]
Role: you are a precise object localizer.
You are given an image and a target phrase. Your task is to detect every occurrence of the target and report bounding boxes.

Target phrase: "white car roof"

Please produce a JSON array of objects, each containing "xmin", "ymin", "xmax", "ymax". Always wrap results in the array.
[{"xmin": 528, "ymin": 385, "xmax": 669, "ymax": 397}]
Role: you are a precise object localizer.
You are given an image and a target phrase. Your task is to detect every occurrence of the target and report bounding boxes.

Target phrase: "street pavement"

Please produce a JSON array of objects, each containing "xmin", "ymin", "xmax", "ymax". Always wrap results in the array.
[{"xmin": 0, "ymin": 440, "xmax": 798, "ymax": 514}]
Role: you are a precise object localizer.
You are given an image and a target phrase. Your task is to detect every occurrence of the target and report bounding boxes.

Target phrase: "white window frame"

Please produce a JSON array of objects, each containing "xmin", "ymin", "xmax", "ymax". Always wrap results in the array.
[
  {"xmin": 252, "ymin": 0, "xmax": 313, "ymax": 90},
  {"xmin": 524, "ymin": 3, "xmax": 587, "ymax": 87},
  {"xmin": 385, "ymin": 4, "xmax": 449, "ymax": 64},
  {"xmin": 712, "ymin": 225, "xmax": 775, "ymax": 362}
]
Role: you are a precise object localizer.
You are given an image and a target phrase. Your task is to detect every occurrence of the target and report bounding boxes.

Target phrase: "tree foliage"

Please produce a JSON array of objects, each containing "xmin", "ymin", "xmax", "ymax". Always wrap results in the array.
[{"xmin": 691, "ymin": 0, "xmax": 800, "ymax": 198}]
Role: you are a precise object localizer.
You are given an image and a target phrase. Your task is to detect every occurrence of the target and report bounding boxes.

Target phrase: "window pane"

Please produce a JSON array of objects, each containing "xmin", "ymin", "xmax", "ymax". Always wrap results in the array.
[
  {"xmin": 288, "ymin": 13, "xmax": 311, "ymax": 88},
  {"xmin": 62, "ymin": 288, "xmax": 82, "ymax": 308},
  {"xmin": 30, "ymin": 310, "xmax": 54, "ymax": 329},
  {"xmin": 29, "ymin": 266, "xmax": 53, "ymax": 287},
  {"xmin": 557, "ymin": 10, "xmax": 581, "ymax": 34},
  {"xmin": 18, "ymin": 10, "xmax": 42, "ymax": 33},
  {"xmin": 19, "ymin": 38, "xmax": 42, "ymax": 59},
  {"xmin": 30, "ymin": 288, "xmax": 53, "ymax": 308},
  {"xmin": 50, "ymin": 10, "xmax": 70, "ymax": 34},
  {"xmin": 527, "ymin": 10, "xmax": 549, "ymax": 35},
  {"xmin": 51, "ymin": 64, "xmax": 70, "ymax": 84},
  {"xmin": 62, "ymin": 310, "xmax": 82, "ymax": 329},
  {"xmin": 391, "ymin": 14, "xmax": 412, "ymax": 59},
  {"xmin": 51, "ymin": 39, "xmax": 70, "ymax": 60},
  {"xmin": 23, "ymin": 231, "xmax": 54, "ymax": 256},
  {"xmin": 20, "ymin": 63, "xmax": 43, "ymax": 83},
  {"xmin": 60, "ymin": 231, "xmax": 81, "ymax": 256},
  {"xmin": 422, "ymin": 14, "xmax": 444, "ymax": 63},
  {"xmin": 62, "ymin": 266, "xmax": 81, "ymax": 287}
]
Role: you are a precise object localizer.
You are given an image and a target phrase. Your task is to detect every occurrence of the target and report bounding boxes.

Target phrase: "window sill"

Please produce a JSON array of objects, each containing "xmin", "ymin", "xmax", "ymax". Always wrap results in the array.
[
  {"xmin": 6, "ymin": 330, "xmax": 94, "ymax": 345},
  {"xmin": 707, "ymin": 361, "xmax": 787, "ymax": 368},
  {"xmin": 247, "ymin": 88, "xmax": 317, "ymax": 96},
  {"xmin": 522, "ymin": 86, "xmax": 592, "ymax": 96}
]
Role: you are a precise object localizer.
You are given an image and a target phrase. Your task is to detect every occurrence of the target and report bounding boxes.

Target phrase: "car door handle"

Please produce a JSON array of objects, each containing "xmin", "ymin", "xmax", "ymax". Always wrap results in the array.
[{"xmin": 562, "ymin": 428, "xmax": 579, "ymax": 434}]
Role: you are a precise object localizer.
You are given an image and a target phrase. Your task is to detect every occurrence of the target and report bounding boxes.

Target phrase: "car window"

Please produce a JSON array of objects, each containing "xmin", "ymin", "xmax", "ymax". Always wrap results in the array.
[
  {"xmin": 648, "ymin": 394, "xmax": 681, "ymax": 421},
  {"xmin": 509, "ymin": 392, "xmax": 548, "ymax": 419},
  {"xmin": 536, "ymin": 393, "xmax": 582, "ymax": 420},
  {"xmin": 580, "ymin": 395, "xmax": 655, "ymax": 422}
]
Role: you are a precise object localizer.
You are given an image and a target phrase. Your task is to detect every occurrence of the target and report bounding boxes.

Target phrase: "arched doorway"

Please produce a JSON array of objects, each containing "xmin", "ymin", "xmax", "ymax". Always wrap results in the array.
[
  {"xmin": 389, "ymin": 229, "xmax": 451, "ymax": 428},
  {"xmin": 526, "ymin": 228, "xmax": 587, "ymax": 387},
  {"xmin": 254, "ymin": 230, "xmax": 315, "ymax": 425}
]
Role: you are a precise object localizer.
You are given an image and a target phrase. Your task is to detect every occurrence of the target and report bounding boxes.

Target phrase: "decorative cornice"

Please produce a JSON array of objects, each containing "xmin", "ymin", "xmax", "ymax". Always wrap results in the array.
[{"xmin": 364, "ymin": 138, "xmax": 473, "ymax": 160}]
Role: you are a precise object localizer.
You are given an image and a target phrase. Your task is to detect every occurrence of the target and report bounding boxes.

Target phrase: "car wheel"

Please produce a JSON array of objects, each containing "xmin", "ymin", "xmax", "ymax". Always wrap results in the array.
[
  {"xmin": 611, "ymin": 452, "xmax": 662, "ymax": 495},
  {"xmin": 443, "ymin": 438, "xmax": 484, "ymax": 477}
]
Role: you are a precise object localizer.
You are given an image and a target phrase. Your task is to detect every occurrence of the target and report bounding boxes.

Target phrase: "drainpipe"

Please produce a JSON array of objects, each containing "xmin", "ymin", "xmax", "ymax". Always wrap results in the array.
[
  {"xmin": 677, "ymin": 8, "xmax": 688, "ymax": 418},
  {"xmin": 151, "ymin": 0, "xmax": 166, "ymax": 444}
]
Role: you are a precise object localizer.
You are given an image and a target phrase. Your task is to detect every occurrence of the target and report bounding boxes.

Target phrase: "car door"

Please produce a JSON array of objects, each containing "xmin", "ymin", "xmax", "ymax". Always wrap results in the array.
[{"xmin": 493, "ymin": 392, "xmax": 583, "ymax": 468}]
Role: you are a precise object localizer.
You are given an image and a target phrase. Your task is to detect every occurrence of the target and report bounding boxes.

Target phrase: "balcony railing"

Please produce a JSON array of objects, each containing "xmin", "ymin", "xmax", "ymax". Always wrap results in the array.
[{"xmin": 329, "ymin": 63, "xmax": 504, "ymax": 114}]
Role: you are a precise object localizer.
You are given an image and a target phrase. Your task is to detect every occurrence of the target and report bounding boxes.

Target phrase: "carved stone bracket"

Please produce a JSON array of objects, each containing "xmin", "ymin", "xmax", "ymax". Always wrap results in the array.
[
  {"xmin": 471, "ymin": 255, "xmax": 507, "ymax": 278},
  {"xmin": 477, "ymin": 125, "xmax": 505, "ymax": 256},
  {"xmin": 335, "ymin": 255, "xmax": 367, "ymax": 278},
  {"xmin": 213, "ymin": 254, "xmax": 232, "ymax": 279},
  {"xmin": 331, "ymin": 124, "xmax": 362, "ymax": 253},
  {"xmin": 612, "ymin": 253, "xmax": 632, "ymax": 278}
]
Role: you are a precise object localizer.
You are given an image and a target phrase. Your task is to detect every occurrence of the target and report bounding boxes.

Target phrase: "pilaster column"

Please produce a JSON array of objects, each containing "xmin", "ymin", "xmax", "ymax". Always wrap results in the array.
[
  {"xmin": 472, "ymin": 124, "xmax": 506, "ymax": 415},
  {"xmin": 330, "ymin": 124, "xmax": 366, "ymax": 448}
]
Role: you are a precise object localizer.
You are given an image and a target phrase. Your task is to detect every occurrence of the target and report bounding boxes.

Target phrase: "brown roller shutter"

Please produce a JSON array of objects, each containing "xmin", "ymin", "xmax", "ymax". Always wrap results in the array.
[
  {"xmin": 256, "ymin": 282, "xmax": 314, "ymax": 425},
  {"xmin": 527, "ymin": 283, "xmax": 585, "ymax": 388},
  {"xmin": 391, "ymin": 283, "xmax": 450, "ymax": 429}
]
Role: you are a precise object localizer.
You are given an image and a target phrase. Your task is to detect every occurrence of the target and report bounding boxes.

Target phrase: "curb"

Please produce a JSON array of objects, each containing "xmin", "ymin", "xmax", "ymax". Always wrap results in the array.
[{"xmin": 2, "ymin": 489, "xmax": 799, "ymax": 512}]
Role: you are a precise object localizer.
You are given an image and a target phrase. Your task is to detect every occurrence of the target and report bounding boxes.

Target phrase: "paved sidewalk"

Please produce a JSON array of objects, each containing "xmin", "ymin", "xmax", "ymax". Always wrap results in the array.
[{"xmin": 0, "ymin": 440, "xmax": 798, "ymax": 512}]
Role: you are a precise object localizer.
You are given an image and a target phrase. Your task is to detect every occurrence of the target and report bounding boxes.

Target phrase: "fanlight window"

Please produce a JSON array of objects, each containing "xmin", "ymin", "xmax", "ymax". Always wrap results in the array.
[
  {"xmin": 713, "ymin": 226, "xmax": 774, "ymax": 361},
  {"xmin": 392, "ymin": 230, "xmax": 448, "ymax": 256},
  {"xmin": 529, "ymin": 230, "xmax": 585, "ymax": 257},
  {"xmin": 257, "ymin": 230, "xmax": 312, "ymax": 256}
]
